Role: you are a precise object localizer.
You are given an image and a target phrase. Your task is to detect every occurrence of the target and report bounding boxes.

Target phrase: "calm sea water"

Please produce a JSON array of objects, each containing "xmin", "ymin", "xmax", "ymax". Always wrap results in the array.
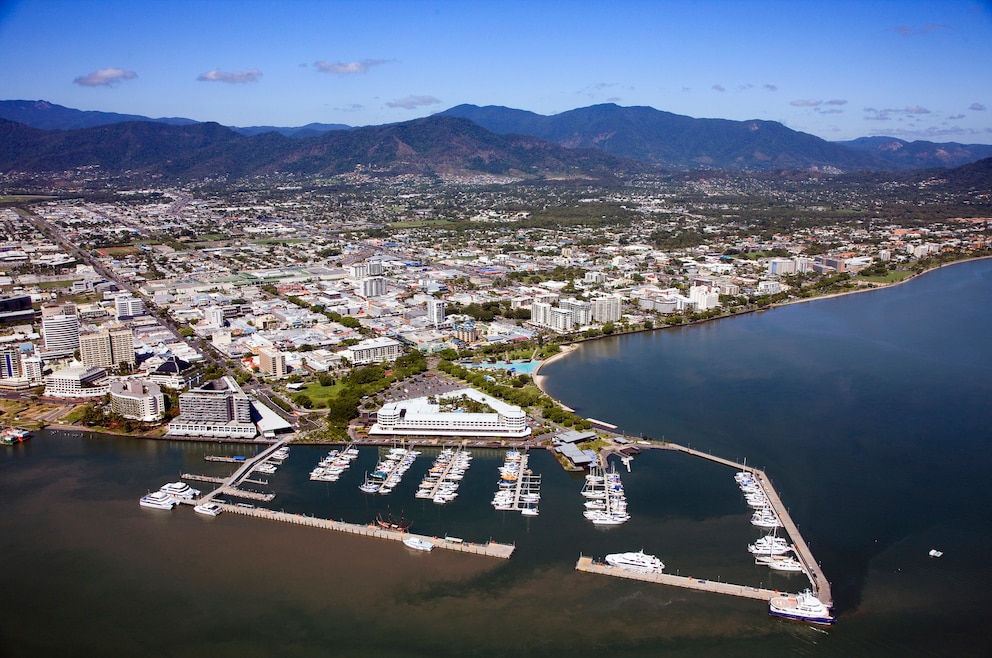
[{"xmin": 2, "ymin": 260, "xmax": 990, "ymax": 656}]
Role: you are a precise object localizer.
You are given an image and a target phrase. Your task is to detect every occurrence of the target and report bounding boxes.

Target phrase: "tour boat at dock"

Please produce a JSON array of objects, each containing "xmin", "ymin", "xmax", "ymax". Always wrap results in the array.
[
  {"xmin": 2, "ymin": 427, "xmax": 31, "ymax": 445},
  {"xmin": 193, "ymin": 502, "xmax": 223, "ymax": 516},
  {"xmin": 605, "ymin": 550, "xmax": 664, "ymax": 573},
  {"xmin": 768, "ymin": 589, "xmax": 835, "ymax": 625},
  {"xmin": 403, "ymin": 537, "xmax": 434, "ymax": 552},
  {"xmin": 139, "ymin": 491, "xmax": 176, "ymax": 510},
  {"xmin": 159, "ymin": 481, "xmax": 200, "ymax": 500}
]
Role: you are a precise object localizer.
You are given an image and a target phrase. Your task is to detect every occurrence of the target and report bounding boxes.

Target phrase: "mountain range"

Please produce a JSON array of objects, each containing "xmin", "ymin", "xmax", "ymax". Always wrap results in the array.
[{"xmin": 1, "ymin": 99, "xmax": 992, "ymax": 183}]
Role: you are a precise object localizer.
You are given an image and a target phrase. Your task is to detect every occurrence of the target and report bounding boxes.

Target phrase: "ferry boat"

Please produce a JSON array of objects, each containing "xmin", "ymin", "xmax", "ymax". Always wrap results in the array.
[
  {"xmin": 159, "ymin": 481, "xmax": 200, "ymax": 500},
  {"xmin": 402, "ymin": 537, "xmax": 434, "ymax": 552},
  {"xmin": 139, "ymin": 491, "xmax": 176, "ymax": 510},
  {"xmin": 605, "ymin": 550, "xmax": 664, "ymax": 573},
  {"xmin": 193, "ymin": 502, "xmax": 223, "ymax": 516},
  {"xmin": 768, "ymin": 589, "xmax": 835, "ymax": 625},
  {"xmin": 1, "ymin": 427, "xmax": 31, "ymax": 445}
]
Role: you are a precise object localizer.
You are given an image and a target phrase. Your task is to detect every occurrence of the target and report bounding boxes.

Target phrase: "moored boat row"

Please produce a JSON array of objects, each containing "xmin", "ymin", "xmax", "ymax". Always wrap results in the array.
[
  {"xmin": 310, "ymin": 444, "xmax": 359, "ymax": 482},
  {"xmin": 581, "ymin": 464, "xmax": 629, "ymax": 525},
  {"xmin": 416, "ymin": 447, "xmax": 472, "ymax": 504}
]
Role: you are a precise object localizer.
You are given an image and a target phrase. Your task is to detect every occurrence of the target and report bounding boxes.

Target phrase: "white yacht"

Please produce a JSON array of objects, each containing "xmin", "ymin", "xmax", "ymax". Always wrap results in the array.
[
  {"xmin": 605, "ymin": 550, "xmax": 664, "ymax": 573},
  {"xmin": 755, "ymin": 554, "xmax": 804, "ymax": 572},
  {"xmin": 159, "ymin": 481, "xmax": 200, "ymax": 500},
  {"xmin": 193, "ymin": 502, "xmax": 223, "ymax": 516},
  {"xmin": 749, "ymin": 536, "xmax": 793, "ymax": 555},
  {"xmin": 139, "ymin": 491, "xmax": 176, "ymax": 510},
  {"xmin": 403, "ymin": 537, "xmax": 434, "ymax": 552},
  {"xmin": 768, "ymin": 589, "xmax": 835, "ymax": 625}
]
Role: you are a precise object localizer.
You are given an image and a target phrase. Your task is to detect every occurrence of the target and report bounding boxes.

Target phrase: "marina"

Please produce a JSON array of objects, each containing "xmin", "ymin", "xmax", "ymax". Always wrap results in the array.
[
  {"xmin": 358, "ymin": 446, "xmax": 419, "ymax": 494},
  {"xmin": 490, "ymin": 449, "xmax": 541, "ymax": 515},
  {"xmin": 415, "ymin": 445, "xmax": 472, "ymax": 504}
]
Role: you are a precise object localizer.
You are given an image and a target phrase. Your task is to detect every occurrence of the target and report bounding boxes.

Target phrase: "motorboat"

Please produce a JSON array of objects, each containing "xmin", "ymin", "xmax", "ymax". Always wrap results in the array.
[
  {"xmin": 768, "ymin": 589, "xmax": 835, "ymax": 625},
  {"xmin": 139, "ymin": 491, "xmax": 176, "ymax": 510},
  {"xmin": 159, "ymin": 481, "xmax": 200, "ymax": 500},
  {"xmin": 194, "ymin": 502, "xmax": 222, "ymax": 516},
  {"xmin": 605, "ymin": 550, "xmax": 664, "ymax": 573},
  {"xmin": 402, "ymin": 537, "xmax": 434, "ymax": 552}
]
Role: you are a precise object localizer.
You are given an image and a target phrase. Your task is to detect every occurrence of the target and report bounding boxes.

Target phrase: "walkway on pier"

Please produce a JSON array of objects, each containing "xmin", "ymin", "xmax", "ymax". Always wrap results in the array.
[
  {"xmin": 642, "ymin": 441, "xmax": 832, "ymax": 608},
  {"xmin": 195, "ymin": 440, "xmax": 286, "ymax": 505},
  {"xmin": 576, "ymin": 557, "xmax": 778, "ymax": 602},
  {"xmin": 219, "ymin": 504, "xmax": 515, "ymax": 559}
]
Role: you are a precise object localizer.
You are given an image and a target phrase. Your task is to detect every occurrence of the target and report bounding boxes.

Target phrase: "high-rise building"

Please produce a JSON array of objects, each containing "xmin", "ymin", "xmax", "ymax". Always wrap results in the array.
[
  {"xmin": 560, "ymin": 298, "xmax": 592, "ymax": 327},
  {"xmin": 114, "ymin": 295, "xmax": 146, "ymax": 319},
  {"xmin": 360, "ymin": 277, "xmax": 387, "ymax": 298},
  {"xmin": 258, "ymin": 346, "xmax": 287, "ymax": 377},
  {"xmin": 0, "ymin": 345, "xmax": 21, "ymax": 379},
  {"xmin": 41, "ymin": 303, "xmax": 80, "ymax": 357},
  {"xmin": 79, "ymin": 326, "xmax": 135, "ymax": 369},
  {"xmin": 550, "ymin": 307, "xmax": 574, "ymax": 332},
  {"xmin": 167, "ymin": 376, "xmax": 256, "ymax": 439},
  {"xmin": 426, "ymin": 298, "xmax": 446, "ymax": 327},
  {"xmin": 20, "ymin": 354, "xmax": 43, "ymax": 382},
  {"xmin": 591, "ymin": 296, "xmax": 622, "ymax": 323},
  {"xmin": 531, "ymin": 301, "xmax": 552, "ymax": 327}
]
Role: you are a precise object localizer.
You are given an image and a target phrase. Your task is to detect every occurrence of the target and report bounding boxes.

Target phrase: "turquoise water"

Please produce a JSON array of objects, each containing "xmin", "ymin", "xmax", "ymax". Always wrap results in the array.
[
  {"xmin": 466, "ymin": 360, "xmax": 541, "ymax": 374},
  {"xmin": 1, "ymin": 260, "xmax": 990, "ymax": 656}
]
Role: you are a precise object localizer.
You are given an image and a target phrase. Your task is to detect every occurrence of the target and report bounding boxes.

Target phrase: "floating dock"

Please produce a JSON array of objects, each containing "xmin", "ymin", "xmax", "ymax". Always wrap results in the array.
[
  {"xmin": 575, "ymin": 557, "xmax": 778, "ymax": 601},
  {"xmin": 219, "ymin": 504, "xmax": 515, "ymax": 559}
]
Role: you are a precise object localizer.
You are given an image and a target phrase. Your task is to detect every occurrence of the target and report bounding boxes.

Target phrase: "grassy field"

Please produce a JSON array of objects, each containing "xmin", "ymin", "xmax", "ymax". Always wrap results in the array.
[
  {"xmin": 856, "ymin": 270, "xmax": 914, "ymax": 284},
  {"xmin": 299, "ymin": 381, "xmax": 347, "ymax": 405}
]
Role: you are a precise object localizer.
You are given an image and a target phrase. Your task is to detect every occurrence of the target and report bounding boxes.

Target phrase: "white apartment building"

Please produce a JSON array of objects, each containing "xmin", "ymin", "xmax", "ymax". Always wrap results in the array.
[
  {"xmin": 591, "ymin": 296, "xmax": 622, "ymax": 323},
  {"xmin": 109, "ymin": 379, "xmax": 166, "ymax": 422},
  {"xmin": 426, "ymin": 298, "xmax": 446, "ymax": 327},
  {"xmin": 549, "ymin": 307, "xmax": 574, "ymax": 332},
  {"xmin": 345, "ymin": 337, "xmax": 403, "ymax": 365},
  {"xmin": 359, "ymin": 276, "xmax": 387, "ymax": 298},
  {"xmin": 530, "ymin": 301, "xmax": 552, "ymax": 327},
  {"xmin": 115, "ymin": 295, "xmax": 146, "ymax": 319},
  {"xmin": 689, "ymin": 285, "xmax": 721, "ymax": 311}
]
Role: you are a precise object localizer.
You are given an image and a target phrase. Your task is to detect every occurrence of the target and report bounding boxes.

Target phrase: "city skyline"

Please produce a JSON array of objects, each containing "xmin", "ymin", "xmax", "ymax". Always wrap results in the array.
[{"xmin": 1, "ymin": 0, "xmax": 990, "ymax": 143}]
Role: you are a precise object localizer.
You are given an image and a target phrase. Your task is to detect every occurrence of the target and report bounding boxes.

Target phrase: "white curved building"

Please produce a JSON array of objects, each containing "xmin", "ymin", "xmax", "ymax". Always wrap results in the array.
[{"xmin": 370, "ymin": 388, "xmax": 530, "ymax": 438}]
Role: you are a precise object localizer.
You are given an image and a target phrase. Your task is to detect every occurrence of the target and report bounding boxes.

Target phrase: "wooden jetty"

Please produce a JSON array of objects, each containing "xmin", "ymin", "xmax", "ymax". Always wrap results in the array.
[
  {"xmin": 181, "ymin": 473, "xmax": 226, "ymax": 484},
  {"xmin": 219, "ymin": 504, "xmax": 515, "ymax": 559},
  {"xmin": 575, "ymin": 557, "xmax": 778, "ymax": 602}
]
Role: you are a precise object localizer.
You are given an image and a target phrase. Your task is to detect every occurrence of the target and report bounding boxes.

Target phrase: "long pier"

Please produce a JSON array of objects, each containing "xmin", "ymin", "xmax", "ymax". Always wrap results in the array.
[
  {"xmin": 642, "ymin": 441, "xmax": 832, "ymax": 608},
  {"xmin": 218, "ymin": 504, "xmax": 515, "ymax": 558},
  {"xmin": 575, "ymin": 557, "xmax": 778, "ymax": 601}
]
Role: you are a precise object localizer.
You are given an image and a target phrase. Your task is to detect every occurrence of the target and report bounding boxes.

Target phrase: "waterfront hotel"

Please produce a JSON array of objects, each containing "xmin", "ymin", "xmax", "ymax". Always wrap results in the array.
[{"xmin": 369, "ymin": 388, "xmax": 531, "ymax": 439}]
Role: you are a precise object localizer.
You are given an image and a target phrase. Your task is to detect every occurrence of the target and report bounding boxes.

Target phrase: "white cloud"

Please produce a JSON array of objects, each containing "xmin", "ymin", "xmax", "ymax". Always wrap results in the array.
[
  {"xmin": 73, "ymin": 68, "xmax": 137, "ymax": 87},
  {"xmin": 969, "ymin": 102, "xmax": 986, "ymax": 111},
  {"xmin": 904, "ymin": 105, "xmax": 931, "ymax": 114},
  {"xmin": 386, "ymin": 95, "xmax": 441, "ymax": 109},
  {"xmin": 197, "ymin": 68, "xmax": 262, "ymax": 84},
  {"xmin": 315, "ymin": 59, "xmax": 390, "ymax": 75}
]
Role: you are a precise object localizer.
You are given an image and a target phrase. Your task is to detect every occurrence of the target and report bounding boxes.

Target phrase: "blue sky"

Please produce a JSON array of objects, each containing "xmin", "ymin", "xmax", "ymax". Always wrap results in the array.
[{"xmin": 1, "ymin": 0, "xmax": 990, "ymax": 143}]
